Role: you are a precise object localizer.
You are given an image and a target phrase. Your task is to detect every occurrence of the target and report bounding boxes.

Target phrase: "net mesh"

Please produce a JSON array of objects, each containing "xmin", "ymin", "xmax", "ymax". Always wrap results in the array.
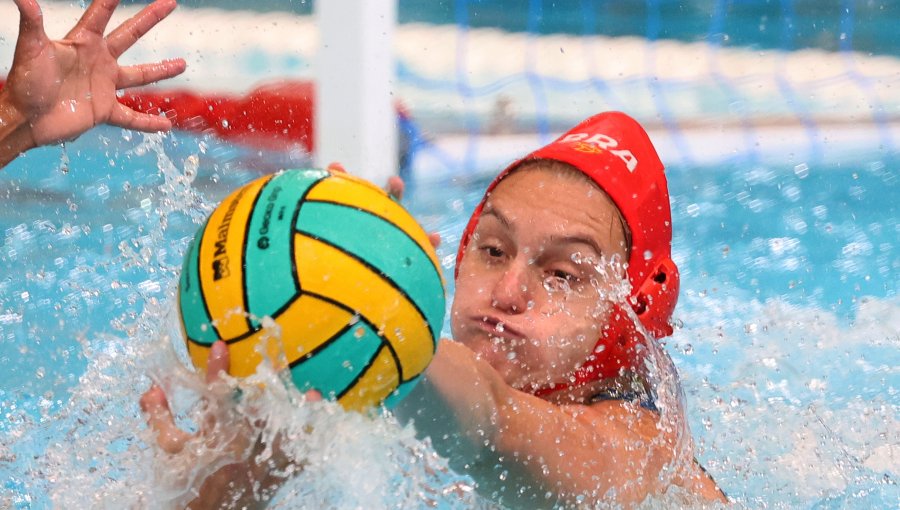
[
  {"xmin": 1, "ymin": 1, "xmax": 897, "ymax": 173},
  {"xmin": 395, "ymin": 0, "xmax": 900, "ymax": 175}
]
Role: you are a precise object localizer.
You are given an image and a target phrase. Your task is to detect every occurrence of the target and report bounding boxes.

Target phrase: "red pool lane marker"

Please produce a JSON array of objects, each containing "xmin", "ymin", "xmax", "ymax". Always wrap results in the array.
[{"xmin": 0, "ymin": 80, "xmax": 316, "ymax": 153}]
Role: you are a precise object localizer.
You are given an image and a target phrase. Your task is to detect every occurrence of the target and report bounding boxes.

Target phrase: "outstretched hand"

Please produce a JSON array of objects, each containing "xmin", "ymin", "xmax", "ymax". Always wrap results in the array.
[
  {"xmin": 141, "ymin": 341, "xmax": 234, "ymax": 456},
  {"xmin": 4, "ymin": 0, "xmax": 186, "ymax": 149},
  {"xmin": 141, "ymin": 341, "xmax": 320, "ymax": 509}
]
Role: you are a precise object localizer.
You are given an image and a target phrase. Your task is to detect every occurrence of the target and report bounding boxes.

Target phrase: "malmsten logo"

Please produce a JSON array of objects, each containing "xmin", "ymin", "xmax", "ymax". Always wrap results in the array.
[{"xmin": 211, "ymin": 187, "xmax": 249, "ymax": 281}]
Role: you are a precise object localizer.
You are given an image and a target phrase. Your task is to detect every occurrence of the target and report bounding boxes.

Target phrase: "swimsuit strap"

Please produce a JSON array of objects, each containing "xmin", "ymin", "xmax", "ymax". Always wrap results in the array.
[
  {"xmin": 588, "ymin": 374, "xmax": 659, "ymax": 412},
  {"xmin": 589, "ymin": 387, "xmax": 658, "ymax": 412}
]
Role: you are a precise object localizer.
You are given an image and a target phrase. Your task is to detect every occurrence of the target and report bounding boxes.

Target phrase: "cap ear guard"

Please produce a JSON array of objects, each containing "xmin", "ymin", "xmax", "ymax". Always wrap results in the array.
[{"xmin": 630, "ymin": 257, "xmax": 679, "ymax": 338}]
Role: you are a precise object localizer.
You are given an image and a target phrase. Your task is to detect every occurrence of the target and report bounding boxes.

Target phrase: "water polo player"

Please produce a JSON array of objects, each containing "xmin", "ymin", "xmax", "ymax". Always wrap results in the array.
[
  {"xmin": 397, "ymin": 111, "xmax": 726, "ymax": 506},
  {"xmin": 142, "ymin": 112, "xmax": 727, "ymax": 507}
]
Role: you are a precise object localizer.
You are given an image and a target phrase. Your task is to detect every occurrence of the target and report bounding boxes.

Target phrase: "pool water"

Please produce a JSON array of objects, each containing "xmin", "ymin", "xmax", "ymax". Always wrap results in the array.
[{"xmin": 0, "ymin": 127, "xmax": 897, "ymax": 508}]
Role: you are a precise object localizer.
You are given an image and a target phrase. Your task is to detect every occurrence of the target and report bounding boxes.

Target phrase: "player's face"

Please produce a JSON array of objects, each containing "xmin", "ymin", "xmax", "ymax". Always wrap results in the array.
[{"xmin": 451, "ymin": 166, "xmax": 629, "ymax": 391}]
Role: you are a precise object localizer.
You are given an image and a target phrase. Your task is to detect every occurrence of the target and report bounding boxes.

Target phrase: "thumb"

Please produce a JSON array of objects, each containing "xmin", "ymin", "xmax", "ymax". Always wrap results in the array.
[
  {"xmin": 13, "ymin": 0, "xmax": 46, "ymax": 43},
  {"xmin": 206, "ymin": 340, "xmax": 231, "ymax": 384}
]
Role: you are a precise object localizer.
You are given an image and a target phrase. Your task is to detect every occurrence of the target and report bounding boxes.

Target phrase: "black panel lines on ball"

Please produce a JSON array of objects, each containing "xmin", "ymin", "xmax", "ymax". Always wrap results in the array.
[
  {"xmin": 193, "ymin": 217, "xmax": 223, "ymax": 341},
  {"xmin": 382, "ymin": 335, "xmax": 404, "ymax": 383},
  {"xmin": 305, "ymin": 199, "xmax": 443, "ymax": 283},
  {"xmin": 302, "ymin": 289, "xmax": 408, "ymax": 382},
  {"xmin": 334, "ymin": 343, "xmax": 390, "ymax": 401},
  {"xmin": 241, "ymin": 175, "xmax": 274, "ymax": 334},
  {"xmin": 265, "ymin": 288, "xmax": 306, "ymax": 327},
  {"xmin": 184, "ymin": 335, "xmax": 205, "ymax": 347},
  {"xmin": 184, "ymin": 289, "xmax": 304, "ymax": 346},
  {"xmin": 289, "ymin": 174, "xmax": 330, "ymax": 294},
  {"xmin": 286, "ymin": 320, "xmax": 354, "ymax": 370},
  {"xmin": 296, "ymin": 232, "xmax": 436, "ymax": 349}
]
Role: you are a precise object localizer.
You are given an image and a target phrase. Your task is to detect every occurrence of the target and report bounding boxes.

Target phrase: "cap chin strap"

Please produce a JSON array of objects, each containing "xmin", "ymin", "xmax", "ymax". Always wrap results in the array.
[
  {"xmin": 526, "ymin": 304, "xmax": 643, "ymax": 398},
  {"xmin": 525, "ymin": 258, "xmax": 678, "ymax": 399}
]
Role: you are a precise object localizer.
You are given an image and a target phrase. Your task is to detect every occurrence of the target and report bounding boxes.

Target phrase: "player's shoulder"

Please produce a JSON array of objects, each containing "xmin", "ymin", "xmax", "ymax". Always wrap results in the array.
[{"xmin": 559, "ymin": 397, "xmax": 663, "ymax": 441}]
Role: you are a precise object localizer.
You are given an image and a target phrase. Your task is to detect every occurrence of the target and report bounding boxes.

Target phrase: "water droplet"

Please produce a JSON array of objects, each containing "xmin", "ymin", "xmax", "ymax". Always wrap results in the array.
[{"xmin": 184, "ymin": 155, "xmax": 199, "ymax": 180}]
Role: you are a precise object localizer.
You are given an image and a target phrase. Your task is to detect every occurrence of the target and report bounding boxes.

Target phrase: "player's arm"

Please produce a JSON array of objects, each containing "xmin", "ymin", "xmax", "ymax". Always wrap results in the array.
[
  {"xmin": 425, "ymin": 339, "xmax": 723, "ymax": 506},
  {"xmin": 1, "ymin": 0, "xmax": 186, "ymax": 169},
  {"xmin": 0, "ymin": 98, "xmax": 34, "ymax": 169}
]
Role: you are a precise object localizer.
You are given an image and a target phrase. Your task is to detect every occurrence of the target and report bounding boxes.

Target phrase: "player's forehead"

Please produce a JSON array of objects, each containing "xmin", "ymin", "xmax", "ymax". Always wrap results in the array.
[{"xmin": 482, "ymin": 163, "xmax": 628, "ymax": 256}]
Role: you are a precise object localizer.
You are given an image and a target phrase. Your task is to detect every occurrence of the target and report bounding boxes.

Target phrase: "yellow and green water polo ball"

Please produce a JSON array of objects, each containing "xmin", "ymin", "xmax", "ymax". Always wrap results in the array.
[{"xmin": 178, "ymin": 168, "xmax": 445, "ymax": 411}]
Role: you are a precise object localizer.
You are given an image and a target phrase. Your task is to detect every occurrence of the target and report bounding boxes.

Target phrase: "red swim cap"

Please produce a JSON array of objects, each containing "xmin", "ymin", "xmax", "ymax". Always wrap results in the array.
[{"xmin": 455, "ymin": 111, "xmax": 679, "ymax": 394}]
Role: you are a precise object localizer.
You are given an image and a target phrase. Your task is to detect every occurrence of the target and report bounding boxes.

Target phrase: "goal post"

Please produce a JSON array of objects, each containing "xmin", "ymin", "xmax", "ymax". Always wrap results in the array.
[{"xmin": 315, "ymin": 0, "xmax": 398, "ymax": 185}]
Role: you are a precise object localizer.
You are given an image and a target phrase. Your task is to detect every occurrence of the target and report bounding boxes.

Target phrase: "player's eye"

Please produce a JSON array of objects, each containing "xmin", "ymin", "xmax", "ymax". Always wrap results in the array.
[
  {"xmin": 476, "ymin": 240, "xmax": 506, "ymax": 259},
  {"xmin": 542, "ymin": 269, "xmax": 579, "ymax": 293},
  {"xmin": 551, "ymin": 269, "xmax": 577, "ymax": 281},
  {"xmin": 476, "ymin": 242, "xmax": 509, "ymax": 267}
]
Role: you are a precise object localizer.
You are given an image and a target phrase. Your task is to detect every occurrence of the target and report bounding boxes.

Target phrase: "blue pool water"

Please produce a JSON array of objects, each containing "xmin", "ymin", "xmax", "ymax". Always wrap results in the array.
[{"xmin": 0, "ymin": 127, "xmax": 897, "ymax": 508}]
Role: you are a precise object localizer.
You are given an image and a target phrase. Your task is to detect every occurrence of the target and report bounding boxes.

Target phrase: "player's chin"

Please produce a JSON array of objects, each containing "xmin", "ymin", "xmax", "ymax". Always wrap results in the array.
[
  {"xmin": 506, "ymin": 364, "xmax": 563, "ymax": 392},
  {"xmin": 483, "ymin": 351, "xmax": 537, "ymax": 390}
]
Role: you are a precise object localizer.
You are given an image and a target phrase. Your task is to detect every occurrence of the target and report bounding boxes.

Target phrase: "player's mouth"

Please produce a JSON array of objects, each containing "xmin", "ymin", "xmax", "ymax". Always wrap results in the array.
[{"xmin": 470, "ymin": 315, "xmax": 527, "ymax": 342}]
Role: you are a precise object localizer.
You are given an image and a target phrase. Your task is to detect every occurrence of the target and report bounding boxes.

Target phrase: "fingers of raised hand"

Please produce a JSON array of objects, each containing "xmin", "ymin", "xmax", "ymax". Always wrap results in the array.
[
  {"xmin": 72, "ymin": 0, "xmax": 119, "ymax": 37},
  {"xmin": 106, "ymin": 0, "xmax": 177, "ymax": 58},
  {"xmin": 13, "ymin": 0, "xmax": 47, "ymax": 51},
  {"xmin": 117, "ymin": 59, "xmax": 186, "ymax": 89},
  {"xmin": 13, "ymin": 0, "xmax": 43, "ymax": 28},
  {"xmin": 108, "ymin": 103, "xmax": 172, "ymax": 133},
  {"xmin": 140, "ymin": 384, "xmax": 193, "ymax": 454}
]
